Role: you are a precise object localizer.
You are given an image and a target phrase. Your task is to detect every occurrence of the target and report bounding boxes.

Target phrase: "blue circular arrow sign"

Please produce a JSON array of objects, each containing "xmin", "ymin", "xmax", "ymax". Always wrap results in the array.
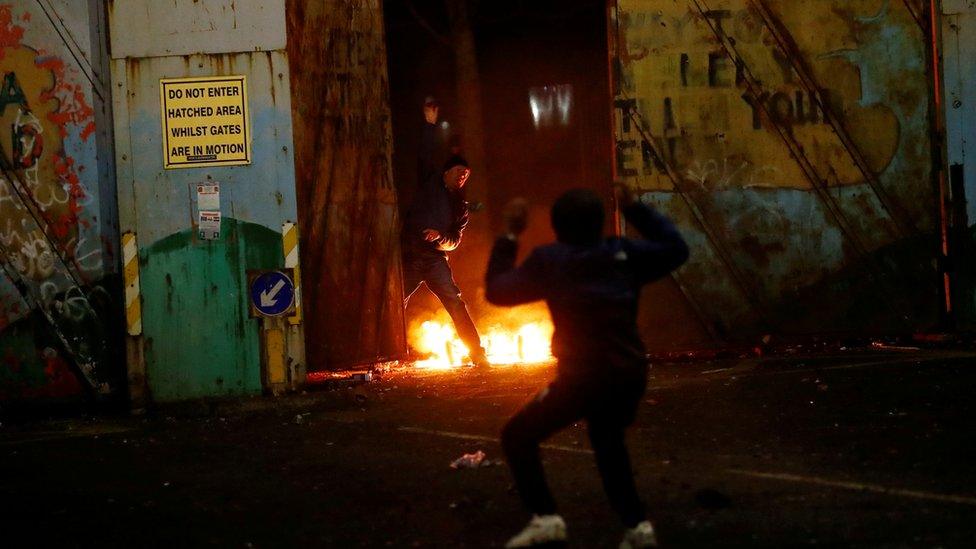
[{"xmin": 250, "ymin": 271, "xmax": 295, "ymax": 317}]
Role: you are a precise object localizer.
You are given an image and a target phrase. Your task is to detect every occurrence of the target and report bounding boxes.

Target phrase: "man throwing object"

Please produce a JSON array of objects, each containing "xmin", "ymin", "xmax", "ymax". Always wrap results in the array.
[
  {"xmin": 402, "ymin": 99, "xmax": 489, "ymax": 369},
  {"xmin": 486, "ymin": 185, "xmax": 689, "ymax": 547}
]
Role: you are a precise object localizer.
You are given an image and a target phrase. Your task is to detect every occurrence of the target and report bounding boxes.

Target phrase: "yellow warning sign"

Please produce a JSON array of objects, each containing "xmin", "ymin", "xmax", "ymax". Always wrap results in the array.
[{"xmin": 160, "ymin": 75, "xmax": 251, "ymax": 169}]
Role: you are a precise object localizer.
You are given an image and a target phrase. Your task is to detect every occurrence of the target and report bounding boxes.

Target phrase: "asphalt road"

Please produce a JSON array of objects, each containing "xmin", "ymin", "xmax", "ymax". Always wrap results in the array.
[{"xmin": 2, "ymin": 350, "xmax": 975, "ymax": 547}]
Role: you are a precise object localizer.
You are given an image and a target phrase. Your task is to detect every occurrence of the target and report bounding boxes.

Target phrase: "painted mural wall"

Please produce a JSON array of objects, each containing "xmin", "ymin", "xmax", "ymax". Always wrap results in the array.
[
  {"xmin": 612, "ymin": 0, "xmax": 940, "ymax": 342},
  {"xmin": 0, "ymin": 1, "xmax": 117, "ymax": 400}
]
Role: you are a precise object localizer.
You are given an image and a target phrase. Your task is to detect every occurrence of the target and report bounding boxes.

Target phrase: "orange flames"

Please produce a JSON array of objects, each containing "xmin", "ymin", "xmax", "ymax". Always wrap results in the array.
[{"xmin": 409, "ymin": 304, "xmax": 555, "ymax": 370}]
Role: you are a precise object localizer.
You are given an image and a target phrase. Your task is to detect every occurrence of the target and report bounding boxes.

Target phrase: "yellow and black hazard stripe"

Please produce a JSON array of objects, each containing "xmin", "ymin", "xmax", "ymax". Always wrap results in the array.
[
  {"xmin": 122, "ymin": 231, "xmax": 142, "ymax": 336},
  {"xmin": 282, "ymin": 222, "xmax": 302, "ymax": 325}
]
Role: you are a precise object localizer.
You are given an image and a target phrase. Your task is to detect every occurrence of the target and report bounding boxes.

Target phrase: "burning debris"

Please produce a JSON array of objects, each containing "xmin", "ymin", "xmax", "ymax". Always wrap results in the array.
[{"xmin": 408, "ymin": 305, "xmax": 555, "ymax": 370}]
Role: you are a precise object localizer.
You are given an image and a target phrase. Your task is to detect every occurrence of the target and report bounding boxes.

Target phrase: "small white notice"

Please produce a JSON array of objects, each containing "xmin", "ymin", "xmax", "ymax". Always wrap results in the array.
[
  {"xmin": 198, "ymin": 210, "xmax": 221, "ymax": 240},
  {"xmin": 197, "ymin": 183, "xmax": 220, "ymax": 211}
]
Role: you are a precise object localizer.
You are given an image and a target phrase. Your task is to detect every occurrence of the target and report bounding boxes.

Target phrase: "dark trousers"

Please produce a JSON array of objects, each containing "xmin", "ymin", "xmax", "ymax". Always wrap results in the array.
[
  {"xmin": 403, "ymin": 250, "xmax": 485, "ymax": 357},
  {"xmin": 501, "ymin": 367, "xmax": 648, "ymax": 527}
]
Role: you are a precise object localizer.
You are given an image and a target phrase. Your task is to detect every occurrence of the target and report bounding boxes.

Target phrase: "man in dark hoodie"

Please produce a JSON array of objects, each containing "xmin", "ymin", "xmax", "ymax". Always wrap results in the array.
[
  {"xmin": 486, "ymin": 186, "xmax": 689, "ymax": 548},
  {"xmin": 402, "ymin": 100, "xmax": 489, "ymax": 368}
]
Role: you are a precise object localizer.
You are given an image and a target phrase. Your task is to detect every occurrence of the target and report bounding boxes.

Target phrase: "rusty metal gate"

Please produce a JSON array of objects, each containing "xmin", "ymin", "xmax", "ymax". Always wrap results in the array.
[
  {"xmin": 611, "ymin": 0, "xmax": 942, "ymax": 344},
  {"xmin": 287, "ymin": 0, "xmax": 406, "ymax": 370}
]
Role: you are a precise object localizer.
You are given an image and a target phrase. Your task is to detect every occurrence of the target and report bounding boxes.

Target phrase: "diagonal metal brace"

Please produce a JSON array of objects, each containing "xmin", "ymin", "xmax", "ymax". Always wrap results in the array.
[
  {"xmin": 624, "ymin": 105, "xmax": 772, "ymax": 330},
  {"xmin": 689, "ymin": 0, "xmax": 913, "ymax": 328},
  {"xmin": 749, "ymin": 0, "xmax": 919, "ymax": 239}
]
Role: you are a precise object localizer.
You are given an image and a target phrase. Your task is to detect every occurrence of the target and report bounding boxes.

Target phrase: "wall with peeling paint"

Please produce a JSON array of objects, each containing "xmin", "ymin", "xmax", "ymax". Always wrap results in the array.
[
  {"xmin": 110, "ymin": 0, "xmax": 303, "ymax": 401},
  {"xmin": 1, "ymin": 1, "xmax": 118, "ymax": 400},
  {"xmin": 940, "ymin": 0, "xmax": 976, "ymax": 327},
  {"xmin": 611, "ymin": 0, "xmax": 941, "ymax": 343}
]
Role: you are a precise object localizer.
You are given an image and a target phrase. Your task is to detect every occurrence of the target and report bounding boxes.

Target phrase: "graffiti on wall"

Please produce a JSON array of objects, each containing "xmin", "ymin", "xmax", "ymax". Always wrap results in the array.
[
  {"xmin": 613, "ymin": 2, "xmax": 914, "ymax": 196},
  {"xmin": 613, "ymin": 0, "xmax": 937, "ymax": 335},
  {"xmin": 0, "ymin": 4, "xmax": 106, "ymax": 396}
]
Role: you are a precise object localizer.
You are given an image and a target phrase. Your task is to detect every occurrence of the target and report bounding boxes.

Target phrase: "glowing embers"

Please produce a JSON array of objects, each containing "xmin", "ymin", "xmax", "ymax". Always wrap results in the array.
[
  {"xmin": 528, "ymin": 84, "xmax": 573, "ymax": 129},
  {"xmin": 409, "ymin": 305, "xmax": 554, "ymax": 370}
]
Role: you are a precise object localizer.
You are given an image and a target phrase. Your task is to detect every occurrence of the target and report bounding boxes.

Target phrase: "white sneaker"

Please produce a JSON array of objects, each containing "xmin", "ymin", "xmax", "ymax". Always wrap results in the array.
[
  {"xmin": 619, "ymin": 520, "xmax": 658, "ymax": 548},
  {"xmin": 505, "ymin": 514, "xmax": 567, "ymax": 548}
]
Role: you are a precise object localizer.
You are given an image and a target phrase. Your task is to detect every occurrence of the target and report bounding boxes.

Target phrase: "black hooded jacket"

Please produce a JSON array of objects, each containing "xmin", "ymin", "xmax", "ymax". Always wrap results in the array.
[
  {"xmin": 485, "ymin": 202, "xmax": 689, "ymax": 378},
  {"xmin": 402, "ymin": 123, "xmax": 469, "ymax": 254}
]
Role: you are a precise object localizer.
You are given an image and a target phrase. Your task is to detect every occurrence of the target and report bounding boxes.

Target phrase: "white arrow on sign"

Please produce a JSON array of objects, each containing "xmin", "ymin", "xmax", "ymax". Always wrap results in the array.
[{"xmin": 260, "ymin": 279, "xmax": 286, "ymax": 308}]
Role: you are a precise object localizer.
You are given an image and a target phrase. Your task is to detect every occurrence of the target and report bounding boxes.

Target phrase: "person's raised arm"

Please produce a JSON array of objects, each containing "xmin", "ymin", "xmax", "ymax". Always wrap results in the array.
[
  {"xmin": 615, "ymin": 183, "xmax": 690, "ymax": 283},
  {"xmin": 417, "ymin": 99, "xmax": 439, "ymax": 186},
  {"xmin": 485, "ymin": 199, "xmax": 546, "ymax": 305}
]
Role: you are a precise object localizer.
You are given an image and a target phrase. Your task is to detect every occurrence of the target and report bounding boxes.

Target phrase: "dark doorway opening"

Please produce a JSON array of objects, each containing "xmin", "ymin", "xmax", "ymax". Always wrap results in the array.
[{"xmin": 383, "ymin": 0, "xmax": 616, "ymax": 356}]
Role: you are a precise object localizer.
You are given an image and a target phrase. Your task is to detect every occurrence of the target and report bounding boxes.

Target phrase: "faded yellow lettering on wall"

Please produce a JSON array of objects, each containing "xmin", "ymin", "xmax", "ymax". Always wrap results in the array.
[{"xmin": 159, "ymin": 76, "xmax": 250, "ymax": 169}]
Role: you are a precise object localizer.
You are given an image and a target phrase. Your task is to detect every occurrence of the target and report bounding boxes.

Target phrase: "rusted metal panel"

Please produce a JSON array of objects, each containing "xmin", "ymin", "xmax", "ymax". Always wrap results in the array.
[
  {"xmin": 1, "ymin": 1, "xmax": 118, "ymax": 398},
  {"xmin": 611, "ymin": 0, "xmax": 939, "ymax": 340},
  {"xmin": 108, "ymin": 0, "xmax": 287, "ymax": 59},
  {"xmin": 940, "ymin": 0, "xmax": 976, "ymax": 326},
  {"xmin": 287, "ymin": 0, "xmax": 406, "ymax": 369}
]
